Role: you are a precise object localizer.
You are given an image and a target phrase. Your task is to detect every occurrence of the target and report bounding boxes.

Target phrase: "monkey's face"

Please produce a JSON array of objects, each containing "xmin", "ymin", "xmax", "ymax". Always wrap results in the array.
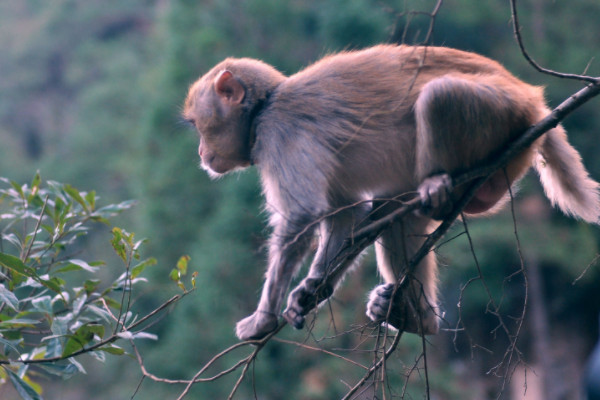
[
  {"xmin": 196, "ymin": 126, "xmax": 252, "ymax": 178},
  {"xmin": 183, "ymin": 71, "xmax": 252, "ymax": 178}
]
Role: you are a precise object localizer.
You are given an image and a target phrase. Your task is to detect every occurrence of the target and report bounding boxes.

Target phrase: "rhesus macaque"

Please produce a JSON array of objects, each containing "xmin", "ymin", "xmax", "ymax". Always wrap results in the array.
[{"xmin": 182, "ymin": 45, "xmax": 600, "ymax": 341}]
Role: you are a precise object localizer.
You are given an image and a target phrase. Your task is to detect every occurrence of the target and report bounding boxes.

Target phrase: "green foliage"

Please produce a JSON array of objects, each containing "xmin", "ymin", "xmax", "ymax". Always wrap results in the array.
[{"xmin": 0, "ymin": 174, "xmax": 176, "ymax": 400}]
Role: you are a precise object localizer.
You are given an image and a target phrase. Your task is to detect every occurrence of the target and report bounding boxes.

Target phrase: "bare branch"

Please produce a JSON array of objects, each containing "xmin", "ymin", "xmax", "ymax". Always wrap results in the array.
[
  {"xmin": 510, "ymin": 0, "xmax": 600, "ymax": 84},
  {"xmin": 341, "ymin": 330, "xmax": 403, "ymax": 400},
  {"xmin": 273, "ymin": 337, "xmax": 370, "ymax": 370}
]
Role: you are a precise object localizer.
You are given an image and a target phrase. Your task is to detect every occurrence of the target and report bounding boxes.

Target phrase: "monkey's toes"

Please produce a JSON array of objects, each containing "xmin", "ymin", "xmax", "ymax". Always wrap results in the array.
[
  {"xmin": 235, "ymin": 312, "xmax": 278, "ymax": 341},
  {"xmin": 366, "ymin": 283, "xmax": 395, "ymax": 323},
  {"xmin": 282, "ymin": 307, "xmax": 305, "ymax": 330}
]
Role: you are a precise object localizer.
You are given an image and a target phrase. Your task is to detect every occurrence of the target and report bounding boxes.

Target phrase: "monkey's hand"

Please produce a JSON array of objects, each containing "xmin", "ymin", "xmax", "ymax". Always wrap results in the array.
[
  {"xmin": 418, "ymin": 173, "xmax": 454, "ymax": 219},
  {"xmin": 235, "ymin": 311, "xmax": 279, "ymax": 341},
  {"xmin": 283, "ymin": 277, "xmax": 334, "ymax": 330}
]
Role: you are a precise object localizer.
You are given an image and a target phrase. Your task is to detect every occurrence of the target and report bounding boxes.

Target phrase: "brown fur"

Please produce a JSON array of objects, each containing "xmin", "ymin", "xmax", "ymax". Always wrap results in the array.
[{"xmin": 183, "ymin": 45, "xmax": 600, "ymax": 340}]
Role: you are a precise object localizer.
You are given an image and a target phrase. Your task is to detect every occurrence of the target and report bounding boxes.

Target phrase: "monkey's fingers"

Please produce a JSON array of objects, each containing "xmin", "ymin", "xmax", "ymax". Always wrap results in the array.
[{"xmin": 417, "ymin": 173, "xmax": 454, "ymax": 219}]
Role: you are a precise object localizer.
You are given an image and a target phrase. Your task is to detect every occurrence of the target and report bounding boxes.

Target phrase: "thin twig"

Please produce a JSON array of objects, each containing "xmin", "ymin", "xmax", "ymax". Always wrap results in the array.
[
  {"xmin": 273, "ymin": 337, "xmax": 369, "ymax": 370},
  {"xmin": 21, "ymin": 195, "xmax": 49, "ymax": 262},
  {"xmin": 572, "ymin": 253, "xmax": 600, "ymax": 285},
  {"xmin": 510, "ymin": 0, "xmax": 599, "ymax": 84},
  {"xmin": 341, "ymin": 330, "xmax": 403, "ymax": 400}
]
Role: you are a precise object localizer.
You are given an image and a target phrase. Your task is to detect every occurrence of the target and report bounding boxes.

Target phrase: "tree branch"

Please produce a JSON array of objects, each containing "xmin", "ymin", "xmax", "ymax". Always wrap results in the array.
[{"xmin": 510, "ymin": 0, "xmax": 600, "ymax": 84}]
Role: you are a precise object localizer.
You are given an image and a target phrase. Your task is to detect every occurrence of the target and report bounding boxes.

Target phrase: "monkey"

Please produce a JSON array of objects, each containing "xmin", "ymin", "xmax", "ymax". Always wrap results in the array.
[{"xmin": 182, "ymin": 45, "xmax": 600, "ymax": 341}]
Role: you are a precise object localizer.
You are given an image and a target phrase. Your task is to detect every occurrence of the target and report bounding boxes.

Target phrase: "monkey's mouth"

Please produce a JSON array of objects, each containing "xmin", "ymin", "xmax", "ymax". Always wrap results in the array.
[
  {"xmin": 201, "ymin": 154, "xmax": 249, "ymax": 179},
  {"xmin": 201, "ymin": 163, "xmax": 225, "ymax": 180},
  {"xmin": 199, "ymin": 155, "xmax": 225, "ymax": 178}
]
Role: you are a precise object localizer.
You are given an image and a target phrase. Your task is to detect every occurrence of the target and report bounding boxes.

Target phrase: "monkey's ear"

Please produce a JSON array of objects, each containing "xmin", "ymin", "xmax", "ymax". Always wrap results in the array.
[{"xmin": 214, "ymin": 70, "xmax": 245, "ymax": 104}]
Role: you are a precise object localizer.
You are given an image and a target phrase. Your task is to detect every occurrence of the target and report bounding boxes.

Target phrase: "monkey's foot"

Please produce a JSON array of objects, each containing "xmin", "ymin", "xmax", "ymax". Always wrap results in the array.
[
  {"xmin": 366, "ymin": 283, "xmax": 439, "ymax": 335},
  {"xmin": 418, "ymin": 173, "xmax": 454, "ymax": 219},
  {"xmin": 235, "ymin": 311, "xmax": 279, "ymax": 341},
  {"xmin": 283, "ymin": 277, "xmax": 333, "ymax": 330}
]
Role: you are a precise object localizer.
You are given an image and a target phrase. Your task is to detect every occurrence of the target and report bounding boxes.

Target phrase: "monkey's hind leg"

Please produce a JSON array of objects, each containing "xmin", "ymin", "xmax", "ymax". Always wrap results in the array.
[
  {"xmin": 414, "ymin": 74, "xmax": 536, "ymax": 219},
  {"xmin": 366, "ymin": 214, "xmax": 440, "ymax": 335}
]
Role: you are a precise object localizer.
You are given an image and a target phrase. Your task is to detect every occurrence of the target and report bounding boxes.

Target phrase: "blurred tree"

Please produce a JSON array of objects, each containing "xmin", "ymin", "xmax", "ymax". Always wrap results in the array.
[{"xmin": 0, "ymin": 0, "xmax": 599, "ymax": 398}]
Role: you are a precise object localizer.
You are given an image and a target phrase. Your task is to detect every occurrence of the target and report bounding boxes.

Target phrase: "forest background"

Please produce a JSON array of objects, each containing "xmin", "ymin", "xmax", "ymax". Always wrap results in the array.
[{"xmin": 0, "ymin": 0, "xmax": 599, "ymax": 399}]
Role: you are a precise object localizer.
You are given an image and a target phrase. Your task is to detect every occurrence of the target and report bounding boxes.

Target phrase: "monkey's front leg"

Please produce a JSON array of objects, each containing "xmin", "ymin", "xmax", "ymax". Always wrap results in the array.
[{"xmin": 235, "ymin": 227, "xmax": 311, "ymax": 341}]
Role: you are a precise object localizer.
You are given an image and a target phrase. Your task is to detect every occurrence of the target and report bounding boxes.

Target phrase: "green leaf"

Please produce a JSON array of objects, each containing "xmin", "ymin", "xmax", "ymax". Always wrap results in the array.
[
  {"xmin": 38, "ymin": 363, "xmax": 80, "ymax": 379},
  {"xmin": 0, "ymin": 336, "xmax": 23, "ymax": 355},
  {"xmin": 62, "ymin": 324, "xmax": 105, "ymax": 357},
  {"xmin": 191, "ymin": 271, "xmax": 198, "ymax": 289},
  {"xmin": 67, "ymin": 358, "xmax": 86, "ymax": 375},
  {"xmin": 131, "ymin": 257, "xmax": 157, "ymax": 279},
  {"xmin": 0, "ymin": 318, "xmax": 39, "ymax": 329},
  {"xmin": 29, "ymin": 172, "xmax": 41, "ymax": 200},
  {"xmin": 39, "ymin": 277, "xmax": 64, "ymax": 294},
  {"xmin": 63, "ymin": 184, "xmax": 88, "ymax": 212},
  {"xmin": 116, "ymin": 331, "xmax": 158, "ymax": 341},
  {"xmin": 0, "ymin": 284, "xmax": 19, "ymax": 311},
  {"xmin": 83, "ymin": 279, "xmax": 101, "ymax": 294},
  {"xmin": 9, "ymin": 180, "xmax": 25, "ymax": 200},
  {"xmin": 86, "ymin": 305, "xmax": 113, "ymax": 324},
  {"xmin": 31, "ymin": 172, "xmax": 41, "ymax": 191},
  {"xmin": 44, "ymin": 337, "xmax": 62, "ymax": 359},
  {"xmin": 98, "ymin": 345, "xmax": 125, "ymax": 355},
  {"xmin": 52, "ymin": 196, "xmax": 65, "ymax": 222},
  {"xmin": 72, "ymin": 293, "xmax": 87, "ymax": 315},
  {"xmin": 89, "ymin": 349, "xmax": 106, "ymax": 362},
  {"xmin": 176, "ymin": 255, "xmax": 190, "ymax": 275},
  {"xmin": 169, "ymin": 268, "xmax": 180, "ymax": 282},
  {"xmin": 30, "ymin": 296, "xmax": 53, "ymax": 314},
  {"xmin": 5, "ymin": 367, "xmax": 43, "ymax": 400},
  {"xmin": 88, "ymin": 215, "xmax": 110, "ymax": 224},
  {"xmin": 95, "ymin": 200, "xmax": 137, "ymax": 217},
  {"xmin": 55, "ymin": 259, "xmax": 102, "ymax": 274},
  {"xmin": 0, "ymin": 253, "xmax": 37, "ymax": 278},
  {"xmin": 111, "ymin": 228, "xmax": 127, "ymax": 262},
  {"xmin": 84, "ymin": 190, "xmax": 96, "ymax": 210},
  {"xmin": 99, "ymin": 296, "xmax": 121, "ymax": 310},
  {"xmin": 56, "ymin": 198, "xmax": 72, "ymax": 223},
  {"xmin": 51, "ymin": 314, "xmax": 70, "ymax": 336},
  {"xmin": 0, "ymin": 253, "xmax": 63, "ymax": 293}
]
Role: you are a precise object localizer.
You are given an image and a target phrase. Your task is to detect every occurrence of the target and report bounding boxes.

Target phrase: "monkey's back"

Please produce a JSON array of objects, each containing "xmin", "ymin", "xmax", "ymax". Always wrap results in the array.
[{"xmin": 254, "ymin": 45, "xmax": 544, "ymax": 209}]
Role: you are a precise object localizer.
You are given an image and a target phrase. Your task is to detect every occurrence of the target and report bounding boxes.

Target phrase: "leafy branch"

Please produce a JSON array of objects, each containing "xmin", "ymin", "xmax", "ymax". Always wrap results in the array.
[{"xmin": 0, "ymin": 174, "xmax": 194, "ymax": 400}]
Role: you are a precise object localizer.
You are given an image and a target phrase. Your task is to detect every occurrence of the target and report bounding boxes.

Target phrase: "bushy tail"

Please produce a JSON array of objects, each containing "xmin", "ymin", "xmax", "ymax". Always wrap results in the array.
[{"xmin": 534, "ymin": 124, "xmax": 600, "ymax": 224}]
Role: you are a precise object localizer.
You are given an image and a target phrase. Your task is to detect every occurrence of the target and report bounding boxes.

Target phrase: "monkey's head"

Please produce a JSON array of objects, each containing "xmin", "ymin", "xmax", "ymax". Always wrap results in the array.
[{"xmin": 183, "ymin": 59, "xmax": 285, "ymax": 178}]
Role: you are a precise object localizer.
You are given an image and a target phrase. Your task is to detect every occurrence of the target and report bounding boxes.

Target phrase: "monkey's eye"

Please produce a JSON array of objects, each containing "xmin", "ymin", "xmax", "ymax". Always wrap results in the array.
[{"xmin": 182, "ymin": 118, "xmax": 196, "ymax": 128}]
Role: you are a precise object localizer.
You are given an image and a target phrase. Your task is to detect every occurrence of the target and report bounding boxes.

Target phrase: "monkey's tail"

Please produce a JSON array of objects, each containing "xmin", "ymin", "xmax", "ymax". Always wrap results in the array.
[{"xmin": 534, "ymin": 124, "xmax": 600, "ymax": 224}]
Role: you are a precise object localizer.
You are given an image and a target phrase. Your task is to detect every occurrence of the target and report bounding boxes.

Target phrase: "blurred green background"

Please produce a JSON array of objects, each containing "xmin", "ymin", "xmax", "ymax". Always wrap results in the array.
[{"xmin": 1, "ymin": 0, "xmax": 599, "ymax": 399}]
